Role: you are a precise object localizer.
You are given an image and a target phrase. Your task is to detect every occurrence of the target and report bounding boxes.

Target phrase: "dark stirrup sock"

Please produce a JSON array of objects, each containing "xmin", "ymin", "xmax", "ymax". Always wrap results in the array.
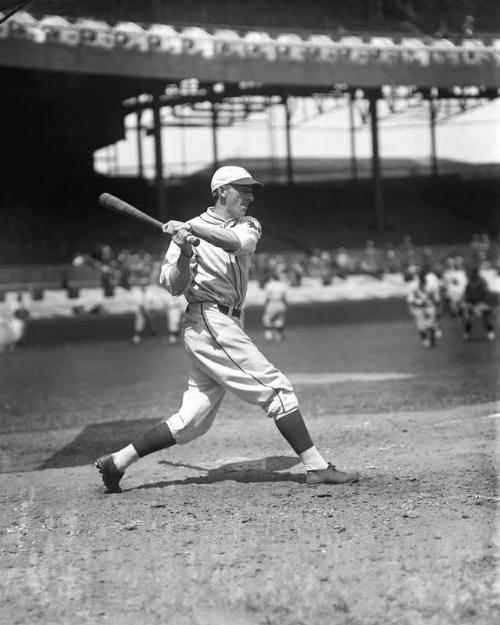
[
  {"xmin": 274, "ymin": 409, "xmax": 314, "ymax": 455},
  {"xmin": 132, "ymin": 420, "xmax": 177, "ymax": 457}
]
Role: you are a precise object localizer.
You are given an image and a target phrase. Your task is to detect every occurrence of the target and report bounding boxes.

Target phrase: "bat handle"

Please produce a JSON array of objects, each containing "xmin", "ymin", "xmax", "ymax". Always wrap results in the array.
[
  {"xmin": 186, "ymin": 234, "xmax": 201, "ymax": 247},
  {"xmin": 163, "ymin": 226, "xmax": 200, "ymax": 247}
]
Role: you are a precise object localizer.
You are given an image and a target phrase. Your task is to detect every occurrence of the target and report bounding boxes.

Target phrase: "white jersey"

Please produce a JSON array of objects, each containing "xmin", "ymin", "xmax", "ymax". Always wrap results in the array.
[
  {"xmin": 161, "ymin": 207, "xmax": 261, "ymax": 309},
  {"xmin": 441, "ymin": 269, "xmax": 467, "ymax": 302},
  {"xmin": 425, "ymin": 271, "xmax": 441, "ymax": 301},
  {"xmin": 264, "ymin": 279, "xmax": 288, "ymax": 303}
]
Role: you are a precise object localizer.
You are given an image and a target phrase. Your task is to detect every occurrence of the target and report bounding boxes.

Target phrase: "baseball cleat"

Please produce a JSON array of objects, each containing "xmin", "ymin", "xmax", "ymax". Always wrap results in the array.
[
  {"xmin": 305, "ymin": 463, "xmax": 360, "ymax": 486},
  {"xmin": 95, "ymin": 454, "xmax": 124, "ymax": 493}
]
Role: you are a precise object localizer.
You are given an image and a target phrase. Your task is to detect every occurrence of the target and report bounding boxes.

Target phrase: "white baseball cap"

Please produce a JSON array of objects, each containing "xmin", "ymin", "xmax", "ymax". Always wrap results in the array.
[{"xmin": 210, "ymin": 165, "xmax": 263, "ymax": 193}]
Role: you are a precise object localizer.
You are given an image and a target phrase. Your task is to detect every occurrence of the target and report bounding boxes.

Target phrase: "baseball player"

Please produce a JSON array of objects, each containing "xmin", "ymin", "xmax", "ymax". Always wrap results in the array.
[
  {"xmin": 441, "ymin": 256, "xmax": 467, "ymax": 318},
  {"xmin": 407, "ymin": 268, "xmax": 440, "ymax": 347},
  {"xmin": 95, "ymin": 165, "xmax": 360, "ymax": 492},
  {"xmin": 461, "ymin": 266, "xmax": 496, "ymax": 341},
  {"xmin": 262, "ymin": 269, "xmax": 288, "ymax": 342},
  {"xmin": 132, "ymin": 285, "xmax": 157, "ymax": 344}
]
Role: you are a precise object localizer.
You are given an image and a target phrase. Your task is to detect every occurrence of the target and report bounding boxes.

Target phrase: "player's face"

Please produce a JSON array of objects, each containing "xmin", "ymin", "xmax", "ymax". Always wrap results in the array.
[{"xmin": 224, "ymin": 183, "xmax": 254, "ymax": 219}]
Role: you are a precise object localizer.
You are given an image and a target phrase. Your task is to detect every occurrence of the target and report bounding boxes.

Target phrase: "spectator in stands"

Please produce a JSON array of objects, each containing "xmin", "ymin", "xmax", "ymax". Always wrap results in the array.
[
  {"xmin": 470, "ymin": 233, "xmax": 482, "ymax": 258},
  {"xmin": 333, "ymin": 247, "xmax": 354, "ymax": 279},
  {"xmin": 462, "ymin": 15, "xmax": 475, "ymax": 38},
  {"xmin": 358, "ymin": 240, "xmax": 383, "ymax": 279},
  {"xmin": 434, "ymin": 20, "xmax": 450, "ymax": 40},
  {"xmin": 400, "ymin": 235, "xmax": 418, "ymax": 282},
  {"xmin": 252, "ymin": 253, "xmax": 270, "ymax": 288},
  {"xmin": 317, "ymin": 250, "xmax": 334, "ymax": 285},
  {"xmin": 117, "ymin": 249, "xmax": 132, "ymax": 290},
  {"xmin": 288, "ymin": 258, "xmax": 306, "ymax": 287},
  {"xmin": 479, "ymin": 233, "xmax": 491, "ymax": 259},
  {"xmin": 383, "ymin": 242, "xmax": 400, "ymax": 274},
  {"xmin": 93, "ymin": 243, "xmax": 117, "ymax": 297}
]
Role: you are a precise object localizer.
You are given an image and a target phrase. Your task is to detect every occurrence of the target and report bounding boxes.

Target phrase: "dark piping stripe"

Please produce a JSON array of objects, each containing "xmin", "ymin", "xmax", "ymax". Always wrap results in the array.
[
  {"xmin": 200, "ymin": 304, "xmax": 286, "ymax": 413},
  {"xmin": 235, "ymin": 256, "xmax": 244, "ymax": 309}
]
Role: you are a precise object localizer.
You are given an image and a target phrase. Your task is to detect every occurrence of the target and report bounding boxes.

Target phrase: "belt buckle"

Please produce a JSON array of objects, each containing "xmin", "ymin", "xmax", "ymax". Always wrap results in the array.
[{"xmin": 227, "ymin": 305, "xmax": 234, "ymax": 317}]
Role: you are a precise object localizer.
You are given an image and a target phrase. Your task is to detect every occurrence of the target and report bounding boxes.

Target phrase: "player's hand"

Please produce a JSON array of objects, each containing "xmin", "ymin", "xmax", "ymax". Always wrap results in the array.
[
  {"xmin": 163, "ymin": 220, "xmax": 188, "ymax": 236},
  {"xmin": 172, "ymin": 228, "xmax": 194, "ymax": 258}
]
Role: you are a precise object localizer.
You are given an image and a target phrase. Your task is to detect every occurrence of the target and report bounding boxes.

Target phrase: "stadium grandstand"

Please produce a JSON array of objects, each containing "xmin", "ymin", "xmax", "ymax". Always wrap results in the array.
[{"xmin": 0, "ymin": 0, "xmax": 499, "ymax": 297}]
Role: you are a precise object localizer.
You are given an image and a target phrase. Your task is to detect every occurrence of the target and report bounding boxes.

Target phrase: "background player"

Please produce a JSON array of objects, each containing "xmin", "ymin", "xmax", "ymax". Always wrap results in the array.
[
  {"xmin": 441, "ymin": 256, "xmax": 467, "ymax": 318},
  {"xmin": 95, "ymin": 165, "xmax": 360, "ymax": 491},
  {"xmin": 262, "ymin": 268, "xmax": 288, "ymax": 342},
  {"xmin": 407, "ymin": 268, "xmax": 440, "ymax": 347},
  {"xmin": 461, "ymin": 265, "xmax": 497, "ymax": 341},
  {"xmin": 132, "ymin": 284, "xmax": 157, "ymax": 344}
]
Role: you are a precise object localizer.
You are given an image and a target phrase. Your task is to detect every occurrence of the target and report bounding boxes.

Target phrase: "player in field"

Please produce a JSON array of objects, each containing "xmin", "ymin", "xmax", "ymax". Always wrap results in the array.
[
  {"xmin": 262, "ymin": 268, "xmax": 288, "ymax": 342},
  {"xmin": 407, "ymin": 268, "xmax": 440, "ymax": 347},
  {"xmin": 461, "ymin": 266, "xmax": 497, "ymax": 341},
  {"xmin": 95, "ymin": 166, "xmax": 360, "ymax": 492}
]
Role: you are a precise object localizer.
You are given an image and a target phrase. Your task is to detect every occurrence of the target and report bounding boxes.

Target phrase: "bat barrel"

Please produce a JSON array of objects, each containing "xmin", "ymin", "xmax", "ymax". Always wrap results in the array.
[{"xmin": 98, "ymin": 192, "xmax": 200, "ymax": 246}]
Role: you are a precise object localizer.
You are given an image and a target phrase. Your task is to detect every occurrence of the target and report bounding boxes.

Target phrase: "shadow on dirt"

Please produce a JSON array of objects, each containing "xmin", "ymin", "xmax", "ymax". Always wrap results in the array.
[
  {"xmin": 38, "ymin": 424, "xmax": 302, "ymax": 488},
  {"xmin": 131, "ymin": 456, "xmax": 304, "ymax": 488},
  {"xmin": 38, "ymin": 418, "xmax": 159, "ymax": 470}
]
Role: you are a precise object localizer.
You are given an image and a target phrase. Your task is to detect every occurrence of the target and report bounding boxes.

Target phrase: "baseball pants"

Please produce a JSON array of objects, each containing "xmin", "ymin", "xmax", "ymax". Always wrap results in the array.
[{"xmin": 166, "ymin": 302, "xmax": 299, "ymax": 444}]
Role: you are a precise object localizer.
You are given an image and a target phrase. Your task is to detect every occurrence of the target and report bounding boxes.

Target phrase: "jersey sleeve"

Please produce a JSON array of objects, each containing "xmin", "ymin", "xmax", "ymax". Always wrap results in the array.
[
  {"xmin": 230, "ymin": 217, "xmax": 262, "ymax": 256},
  {"xmin": 159, "ymin": 240, "xmax": 192, "ymax": 295}
]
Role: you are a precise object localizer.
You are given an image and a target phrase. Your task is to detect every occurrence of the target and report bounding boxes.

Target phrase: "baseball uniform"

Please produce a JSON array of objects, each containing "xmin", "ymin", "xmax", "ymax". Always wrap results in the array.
[
  {"xmin": 262, "ymin": 276, "xmax": 288, "ymax": 341},
  {"xmin": 160, "ymin": 207, "xmax": 298, "ymax": 443},
  {"xmin": 95, "ymin": 166, "xmax": 360, "ymax": 491}
]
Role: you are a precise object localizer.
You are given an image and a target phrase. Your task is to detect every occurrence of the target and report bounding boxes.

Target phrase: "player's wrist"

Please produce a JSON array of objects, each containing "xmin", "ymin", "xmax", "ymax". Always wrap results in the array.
[{"xmin": 179, "ymin": 246, "xmax": 193, "ymax": 259}]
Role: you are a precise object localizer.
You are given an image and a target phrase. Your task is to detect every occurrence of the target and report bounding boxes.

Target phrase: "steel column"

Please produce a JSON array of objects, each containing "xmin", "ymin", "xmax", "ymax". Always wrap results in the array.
[
  {"xmin": 368, "ymin": 94, "xmax": 384, "ymax": 234},
  {"xmin": 152, "ymin": 91, "xmax": 167, "ymax": 221},
  {"xmin": 283, "ymin": 95, "xmax": 294, "ymax": 186}
]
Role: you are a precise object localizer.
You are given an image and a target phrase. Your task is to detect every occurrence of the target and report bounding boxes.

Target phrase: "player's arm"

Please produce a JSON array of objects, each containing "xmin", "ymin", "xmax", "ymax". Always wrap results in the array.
[
  {"xmin": 159, "ymin": 229, "xmax": 194, "ymax": 295},
  {"xmin": 164, "ymin": 220, "xmax": 240, "ymax": 252}
]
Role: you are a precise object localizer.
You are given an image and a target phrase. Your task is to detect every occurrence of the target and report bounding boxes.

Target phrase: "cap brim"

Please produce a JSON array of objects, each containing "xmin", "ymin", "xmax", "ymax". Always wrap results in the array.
[{"xmin": 231, "ymin": 176, "xmax": 264, "ymax": 189}]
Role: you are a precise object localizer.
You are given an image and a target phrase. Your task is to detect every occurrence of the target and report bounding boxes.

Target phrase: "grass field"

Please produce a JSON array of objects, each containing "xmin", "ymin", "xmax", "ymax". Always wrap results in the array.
[{"xmin": 1, "ymin": 304, "xmax": 499, "ymax": 624}]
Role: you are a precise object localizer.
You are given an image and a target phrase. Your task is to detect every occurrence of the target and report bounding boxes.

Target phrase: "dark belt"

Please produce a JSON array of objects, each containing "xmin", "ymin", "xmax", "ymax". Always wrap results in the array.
[
  {"xmin": 217, "ymin": 304, "xmax": 241, "ymax": 318},
  {"xmin": 187, "ymin": 303, "xmax": 241, "ymax": 318}
]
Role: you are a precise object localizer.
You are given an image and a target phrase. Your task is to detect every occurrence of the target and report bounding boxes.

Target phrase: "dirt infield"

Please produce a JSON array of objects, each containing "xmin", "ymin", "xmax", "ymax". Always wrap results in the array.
[{"xmin": 1, "ymin": 312, "xmax": 499, "ymax": 624}]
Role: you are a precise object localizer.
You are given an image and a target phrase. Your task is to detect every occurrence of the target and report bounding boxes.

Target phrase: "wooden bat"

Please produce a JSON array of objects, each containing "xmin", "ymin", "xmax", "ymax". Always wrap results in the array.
[{"xmin": 98, "ymin": 192, "xmax": 200, "ymax": 246}]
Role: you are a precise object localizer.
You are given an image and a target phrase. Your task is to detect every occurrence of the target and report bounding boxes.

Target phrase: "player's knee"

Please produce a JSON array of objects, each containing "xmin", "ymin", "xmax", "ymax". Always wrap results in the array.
[
  {"xmin": 263, "ymin": 390, "xmax": 299, "ymax": 419},
  {"xmin": 167, "ymin": 392, "xmax": 217, "ymax": 444}
]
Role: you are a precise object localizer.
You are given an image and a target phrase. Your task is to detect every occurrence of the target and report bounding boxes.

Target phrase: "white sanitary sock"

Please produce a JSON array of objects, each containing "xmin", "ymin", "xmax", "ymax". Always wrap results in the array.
[
  {"xmin": 112, "ymin": 445, "xmax": 139, "ymax": 472},
  {"xmin": 299, "ymin": 446, "xmax": 329, "ymax": 472}
]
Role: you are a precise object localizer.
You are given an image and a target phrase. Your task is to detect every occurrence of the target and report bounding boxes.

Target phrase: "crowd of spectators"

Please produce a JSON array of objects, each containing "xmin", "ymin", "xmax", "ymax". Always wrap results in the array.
[
  {"xmin": 72, "ymin": 243, "xmax": 161, "ymax": 296},
  {"xmin": 75, "ymin": 232, "xmax": 500, "ymax": 296},
  {"xmin": 251, "ymin": 232, "xmax": 499, "ymax": 288}
]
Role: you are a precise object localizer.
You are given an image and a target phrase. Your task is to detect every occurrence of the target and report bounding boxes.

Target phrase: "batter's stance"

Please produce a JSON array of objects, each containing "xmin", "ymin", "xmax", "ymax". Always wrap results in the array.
[{"xmin": 95, "ymin": 166, "xmax": 360, "ymax": 492}]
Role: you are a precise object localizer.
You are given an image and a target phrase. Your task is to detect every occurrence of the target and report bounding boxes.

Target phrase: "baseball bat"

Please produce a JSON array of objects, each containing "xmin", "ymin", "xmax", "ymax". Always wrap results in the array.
[{"xmin": 98, "ymin": 192, "xmax": 200, "ymax": 246}]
